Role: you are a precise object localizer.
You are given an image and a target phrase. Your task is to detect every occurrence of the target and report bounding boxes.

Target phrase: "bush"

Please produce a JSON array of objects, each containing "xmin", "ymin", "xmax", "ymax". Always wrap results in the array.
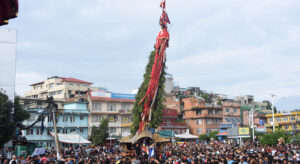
[
  {"xmin": 199, "ymin": 134, "xmax": 209, "ymax": 141},
  {"xmin": 260, "ymin": 130, "xmax": 291, "ymax": 145}
]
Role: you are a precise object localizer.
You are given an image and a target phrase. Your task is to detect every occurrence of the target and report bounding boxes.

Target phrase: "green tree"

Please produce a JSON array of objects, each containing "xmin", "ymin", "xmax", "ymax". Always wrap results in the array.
[
  {"xmin": 131, "ymin": 50, "xmax": 166, "ymax": 133},
  {"xmin": 260, "ymin": 130, "xmax": 291, "ymax": 145},
  {"xmin": 0, "ymin": 92, "xmax": 30, "ymax": 146},
  {"xmin": 263, "ymin": 100, "xmax": 277, "ymax": 113},
  {"xmin": 209, "ymin": 131, "xmax": 218, "ymax": 140},
  {"xmin": 91, "ymin": 118, "xmax": 109, "ymax": 145},
  {"xmin": 199, "ymin": 134, "xmax": 209, "ymax": 141},
  {"xmin": 201, "ymin": 94, "xmax": 210, "ymax": 103}
]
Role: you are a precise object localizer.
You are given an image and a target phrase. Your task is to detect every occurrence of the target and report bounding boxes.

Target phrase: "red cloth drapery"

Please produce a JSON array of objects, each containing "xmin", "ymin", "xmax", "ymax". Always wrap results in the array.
[{"xmin": 137, "ymin": 0, "xmax": 170, "ymax": 134}]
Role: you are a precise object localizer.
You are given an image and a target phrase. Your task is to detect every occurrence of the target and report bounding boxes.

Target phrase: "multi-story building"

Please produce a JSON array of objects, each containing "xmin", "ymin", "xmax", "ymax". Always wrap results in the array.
[
  {"xmin": 25, "ymin": 76, "xmax": 94, "ymax": 100},
  {"xmin": 234, "ymin": 95, "xmax": 254, "ymax": 105},
  {"xmin": 265, "ymin": 111, "xmax": 300, "ymax": 133},
  {"xmin": 158, "ymin": 108, "xmax": 187, "ymax": 134},
  {"xmin": 23, "ymin": 102, "xmax": 89, "ymax": 147},
  {"xmin": 182, "ymin": 97, "xmax": 223, "ymax": 135},
  {"xmin": 88, "ymin": 90, "xmax": 135, "ymax": 139},
  {"xmin": 221, "ymin": 100, "xmax": 242, "ymax": 126}
]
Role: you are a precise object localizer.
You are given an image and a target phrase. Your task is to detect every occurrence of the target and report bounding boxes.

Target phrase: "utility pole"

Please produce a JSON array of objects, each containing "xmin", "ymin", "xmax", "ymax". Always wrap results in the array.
[
  {"xmin": 250, "ymin": 108, "xmax": 255, "ymax": 142},
  {"xmin": 48, "ymin": 97, "xmax": 61, "ymax": 159},
  {"xmin": 270, "ymin": 94, "xmax": 276, "ymax": 134}
]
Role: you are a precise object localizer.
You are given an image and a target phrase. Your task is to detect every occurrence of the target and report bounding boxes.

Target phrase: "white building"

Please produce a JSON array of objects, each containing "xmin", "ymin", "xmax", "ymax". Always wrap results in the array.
[{"xmin": 25, "ymin": 76, "xmax": 94, "ymax": 100}]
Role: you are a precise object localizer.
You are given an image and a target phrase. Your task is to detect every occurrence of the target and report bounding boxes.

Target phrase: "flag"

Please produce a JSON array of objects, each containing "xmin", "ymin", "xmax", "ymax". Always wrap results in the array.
[
  {"xmin": 177, "ymin": 141, "xmax": 186, "ymax": 147},
  {"xmin": 149, "ymin": 145, "xmax": 155, "ymax": 157}
]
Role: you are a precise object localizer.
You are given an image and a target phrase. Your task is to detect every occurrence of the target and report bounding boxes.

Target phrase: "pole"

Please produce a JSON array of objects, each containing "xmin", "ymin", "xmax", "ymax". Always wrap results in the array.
[
  {"xmin": 110, "ymin": 133, "xmax": 111, "ymax": 148},
  {"xmin": 49, "ymin": 97, "xmax": 61, "ymax": 159},
  {"xmin": 271, "ymin": 94, "xmax": 276, "ymax": 133},
  {"xmin": 251, "ymin": 108, "xmax": 255, "ymax": 142}
]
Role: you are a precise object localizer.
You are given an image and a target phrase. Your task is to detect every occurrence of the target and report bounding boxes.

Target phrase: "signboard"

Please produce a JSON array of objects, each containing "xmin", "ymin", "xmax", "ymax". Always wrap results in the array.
[
  {"xmin": 91, "ymin": 91, "xmax": 111, "ymax": 98},
  {"xmin": 239, "ymin": 127, "xmax": 250, "ymax": 135},
  {"xmin": 111, "ymin": 93, "xmax": 135, "ymax": 100},
  {"xmin": 91, "ymin": 91, "xmax": 135, "ymax": 100}
]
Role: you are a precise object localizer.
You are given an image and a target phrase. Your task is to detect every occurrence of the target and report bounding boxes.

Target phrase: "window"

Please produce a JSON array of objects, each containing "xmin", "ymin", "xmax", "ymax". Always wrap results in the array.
[
  {"xmin": 107, "ymin": 103, "xmax": 116, "ymax": 111},
  {"xmin": 226, "ymin": 108, "xmax": 230, "ymax": 113},
  {"xmin": 206, "ymin": 119, "xmax": 221, "ymax": 124},
  {"xmin": 49, "ymin": 92, "xmax": 56, "ymax": 96},
  {"xmin": 121, "ymin": 127, "xmax": 130, "ymax": 133},
  {"xmin": 109, "ymin": 115, "xmax": 118, "ymax": 123},
  {"xmin": 121, "ymin": 103, "xmax": 131, "ymax": 111},
  {"xmin": 71, "ymin": 128, "xmax": 76, "ymax": 132},
  {"xmin": 284, "ymin": 125, "xmax": 289, "ymax": 130},
  {"xmin": 37, "ymin": 129, "xmax": 42, "ymax": 135},
  {"xmin": 196, "ymin": 119, "xmax": 202, "ymax": 125},
  {"xmin": 186, "ymin": 119, "xmax": 190, "ymax": 125},
  {"xmin": 63, "ymin": 116, "xmax": 68, "ymax": 122},
  {"xmin": 49, "ymin": 83, "xmax": 54, "ymax": 89},
  {"xmin": 92, "ymin": 115, "xmax": 103, "ymax": 122},
  {"xmin": 233, "ymin": 108, "xmax": 237, "ymax": 113},
  {"xmin": 63, "ymin": 129, "xmax": 68, "ymax": 134},
  {"xmin": 196, "ymin": 109, "xmax": 202, "ymax": 115},
  {"xmin": 92, "ymin": 102, "xmax": 101, "ymax": 111},
  {"xmin": 269, "ymin": 118, "xmax": 273, "ymax": 123},
  {"xmin": 197, "ymin": 128, "xmax": 202, "ymax": 134},
  {"xmin": 109, "ymin": 128, "xmax": 116, "ymax": 134},
  {"xmin": 57, "ymin": 90, "xmax": 62, "ymax": 95},
  {"xmin": 282, "ymin": 117, "xmax": 288, "ymax": 122},
  {"xmin": 206, "ymin": 128, "xmax": 217, "ymax": 134},
  {"xmin": 27, "ymin": 129, "xmax": 33, "ymax": 135},
  {"xmin": 80, "ymin": 128, "xmax": 84, "ymax": 133},
  {"xmin": 292, "ymin": 124, "xmax": 297, "ymax": 130},
  {"xmin": 122, "ymin": 116, "xmax": 131, "ymax": 123},
  {"xmin": 70, "ymin": 116, "xmax": 75, "ymax": 122},
  {"xmin": 290, "ymin": 116, "xmax": 296, "ymax": 121},
  {"xmin": 80, "ymin": 115, "xmax": 84, "ymax": 120},
  {"xmin": 275, "ymin": 117, "xmax": 281, "ymax": 122}
]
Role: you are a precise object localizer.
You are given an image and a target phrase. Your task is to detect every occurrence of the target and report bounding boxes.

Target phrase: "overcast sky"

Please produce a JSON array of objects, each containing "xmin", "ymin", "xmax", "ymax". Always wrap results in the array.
[{"xmin": 2, "ymin": 0, "xmax": 300, "ymax": 111}]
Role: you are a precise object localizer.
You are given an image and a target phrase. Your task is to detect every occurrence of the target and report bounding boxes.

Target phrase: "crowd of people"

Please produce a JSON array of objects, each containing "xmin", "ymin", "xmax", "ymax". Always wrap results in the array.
[{"xmin": 0, "ymin": 140, "xmax": 299, "ymax": 164}]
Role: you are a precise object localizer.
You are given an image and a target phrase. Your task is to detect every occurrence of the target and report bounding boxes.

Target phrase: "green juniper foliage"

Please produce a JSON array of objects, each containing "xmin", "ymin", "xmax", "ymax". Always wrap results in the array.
[{"xmin": 131, "ymin": 50, "xmax": 166, "ymax": 133}]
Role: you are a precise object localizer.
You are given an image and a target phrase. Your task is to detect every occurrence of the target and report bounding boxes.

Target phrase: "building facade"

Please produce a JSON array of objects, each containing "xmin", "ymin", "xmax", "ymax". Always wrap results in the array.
[
  {"xmin": 25, "ymin": 76, "xmax": 94, "ymax": 100},
  {"xmin": 158, "ymin": 108, "xmax": 187, "ymax": 134},
  {"xmin": 221, "ymin": 100, "xmax": 242, "ymax": 126},
  {"xmin": 265, "ymin": 111, "xmax": 300, "ymax": 133},
  {"xmin": 23, "ymin": 102, "xmax": 89, "ymax": 147},
  {"xmin": 88, "ymin": 90, "xmax": 135, "ymax": 139},
  {"xmin": 182, "ymin": 97, "xmax": 223, "ymax": 135}
]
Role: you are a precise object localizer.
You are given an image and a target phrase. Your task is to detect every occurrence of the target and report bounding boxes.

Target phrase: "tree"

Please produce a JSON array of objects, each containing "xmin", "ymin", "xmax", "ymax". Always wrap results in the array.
[
  {"xmin": 131, "ymin": 50, "xmax": 166, "ymax": 133},
  {"xmin": 263, "ymin": 100, "xmax": 277, "ymax": 113},
  {"xmin": 260, "ymin": 130, "xmax": 291, "ymax": 145},
  {"xmin": 199, "ymin": 134, "xmax": 209, "ymax": 141},
  {"xmin": 91, "ymin": 118, "xmax": 109, "ymax": 145},
  {"xmin": 209, "ymin": 131, "xmax": 219, "ymax": 140},
  {"xmin": 0, "ymin": 92, "xmax": 30, "ymax": 146}
]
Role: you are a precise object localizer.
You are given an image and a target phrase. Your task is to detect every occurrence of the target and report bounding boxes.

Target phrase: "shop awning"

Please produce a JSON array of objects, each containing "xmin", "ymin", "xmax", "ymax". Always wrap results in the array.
[
  {"xmin": 51, "ymin": 132, "xmax": 91, "ymax": 144},
  {"xmin": 175, "ymin": 130, "xmax": 198, "ymax": 139},
  {"xmin": 216, "ymin": 131, "xmax": 227, "ymax": 136}
]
